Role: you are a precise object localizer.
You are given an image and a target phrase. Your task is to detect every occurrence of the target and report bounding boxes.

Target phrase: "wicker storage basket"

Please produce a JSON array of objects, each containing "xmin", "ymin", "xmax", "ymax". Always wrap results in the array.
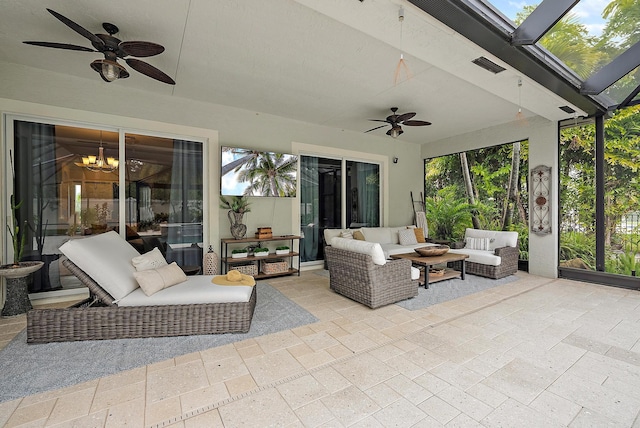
[
  {"xmin": 233, "ymin": 262, "xmax": 258, "ymax": 276},
  {"xmin": 261, "ymin": 259, "xmax": 288, "ymax": 274}
]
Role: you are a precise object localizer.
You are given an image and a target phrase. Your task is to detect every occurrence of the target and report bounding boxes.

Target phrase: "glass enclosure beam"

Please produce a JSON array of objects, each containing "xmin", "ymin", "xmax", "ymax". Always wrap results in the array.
[
  {"xmin": 511, "ymin": 0, "xmax": 579, "ymax": 46},
  {"xmin": 594, "ymin": 114, "xmax": 605, "ymax": 271}
]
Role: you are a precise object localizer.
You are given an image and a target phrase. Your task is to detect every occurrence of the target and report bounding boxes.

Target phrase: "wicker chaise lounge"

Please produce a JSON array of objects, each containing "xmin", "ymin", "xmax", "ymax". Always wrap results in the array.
[{"xmin": 26, "ymin": 232, "xmax": 256, "ymax": 343}]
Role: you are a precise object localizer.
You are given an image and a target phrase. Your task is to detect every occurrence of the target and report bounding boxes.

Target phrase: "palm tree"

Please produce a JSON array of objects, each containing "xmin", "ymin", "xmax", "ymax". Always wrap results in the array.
[
  {"xmin": 221, "ymin": 147, "xmax": 259, "ymax": 177},
  {"xmin": 237, "ymin": 152, "xmax": 298, "ymax": 197}
]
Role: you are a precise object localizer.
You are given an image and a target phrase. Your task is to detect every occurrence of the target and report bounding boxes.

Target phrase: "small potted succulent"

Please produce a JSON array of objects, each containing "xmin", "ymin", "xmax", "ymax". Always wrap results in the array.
[
  {"xmin": 231, "ymin": 248, "xmax": 249, "ymax": 258},
  {"xmin": 253, "ymin": 247, "xmax": 269, "ymax": 257},
  {"xmin": 275, "ymin": 245, "xmax": 290, "ymax": 255}
]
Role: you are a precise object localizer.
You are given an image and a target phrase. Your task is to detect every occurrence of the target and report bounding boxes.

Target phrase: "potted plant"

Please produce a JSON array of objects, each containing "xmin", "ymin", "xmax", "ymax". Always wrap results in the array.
[
  {"xmin": 231, "ymin": 248, "xmax": 249, "ymax": 258},
  {"xmin": 0, "ymin": 152, "xmax": 43, "ymax": 316},
  {"xmin": 276, "ymin": 245, "xmax": 290, "ymax": 255},
  {"xmin": 220, "ymin": 195, "xmax": 251, "ymax": 239},
  {"xmin": 253, "ymin": 247, "xmax": 269, "ymax": 257}
]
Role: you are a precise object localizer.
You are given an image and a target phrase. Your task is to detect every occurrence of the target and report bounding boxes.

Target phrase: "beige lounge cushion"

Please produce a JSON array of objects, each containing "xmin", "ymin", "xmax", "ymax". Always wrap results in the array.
[
  {"xmin": 131, "ymin": 247, "xmax": 168, "ymax": 271},
  {"xmin": 330, "ymin": 236, "xmax": 387, "ymax": 265},
  {"xmin": 117, "ymin": 275, "xmax": 254, "ymax": 306},
  {"xmin": 449, "ymin": 248, "xmax": 502, "ymax": 266},
  {"xmin": 353, "ymin": 230, "xmax": 365, "ymax": 240},
  {"xmin": 133, "ymin": 262, "xmax": 187, "ymax": 296},
  {"xmin": 59, "ymin": 231, "xmax": 141, "ymax": 301}
]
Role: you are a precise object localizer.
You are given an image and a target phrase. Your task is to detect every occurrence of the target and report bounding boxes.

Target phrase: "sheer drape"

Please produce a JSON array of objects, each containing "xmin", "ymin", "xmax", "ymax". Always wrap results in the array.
[
  {"xmin": 356, "ymin": 162, "xmax": 380, "ymax": 227},
  {"xmin": 166, "ymin": 139, "xmax": 203, "ymax": 266},
  {"xmin": 14, "ymin": 121, "xmax": 59, "ymax": 291},
  {"xmin": 300, "ymin": 156, "xmax": 319, "ymax": 262}
]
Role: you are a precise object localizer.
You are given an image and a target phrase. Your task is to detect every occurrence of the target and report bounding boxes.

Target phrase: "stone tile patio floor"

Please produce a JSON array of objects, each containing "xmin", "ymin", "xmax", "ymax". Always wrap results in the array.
[{"xmin": 2, "ymin": 270, "xmax": 640, "ymax": 427}]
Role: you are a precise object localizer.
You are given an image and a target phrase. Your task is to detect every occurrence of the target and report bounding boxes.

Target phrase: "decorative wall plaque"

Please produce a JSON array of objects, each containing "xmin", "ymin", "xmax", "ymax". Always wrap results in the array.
[{"xmin": 531, "ymin": 165, "xmax": 551, "ymax": 235}]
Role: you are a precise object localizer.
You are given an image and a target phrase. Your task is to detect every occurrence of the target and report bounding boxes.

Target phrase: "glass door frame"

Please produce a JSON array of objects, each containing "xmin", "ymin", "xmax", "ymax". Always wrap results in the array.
[
  {"xmin": 294, "ymin": 142, "xmax": 388, "ymax": 268},
  {"xmin": 2, "ymin": 113, "xmax": 210, "ymax": 296}
]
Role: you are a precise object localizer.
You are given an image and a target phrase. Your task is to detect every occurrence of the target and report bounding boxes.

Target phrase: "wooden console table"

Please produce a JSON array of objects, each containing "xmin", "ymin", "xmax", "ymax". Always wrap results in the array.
[
  {"xmin": 390, "ymin": 251, "xmax": 469, "ymax": 288},
  {"xmin": 220, "ymin": 235, "xmax": 301, "ymax": 279}
]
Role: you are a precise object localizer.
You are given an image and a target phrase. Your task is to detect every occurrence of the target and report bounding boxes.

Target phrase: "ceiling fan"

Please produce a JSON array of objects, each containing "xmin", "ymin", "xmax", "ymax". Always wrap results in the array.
[
  {"xmin": 365, "ymin": 107, "xmax": 431, "ymax": 138},
  {"xmin": 23, "ymin": 9, "xmax": 175, "ymax": 85}
]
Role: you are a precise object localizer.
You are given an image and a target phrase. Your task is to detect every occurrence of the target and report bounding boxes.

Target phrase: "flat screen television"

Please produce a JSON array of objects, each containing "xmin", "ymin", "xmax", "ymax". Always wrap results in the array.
[{"xmin": 221, "ymin": 146, "xmax": 298, "ymax": 197}]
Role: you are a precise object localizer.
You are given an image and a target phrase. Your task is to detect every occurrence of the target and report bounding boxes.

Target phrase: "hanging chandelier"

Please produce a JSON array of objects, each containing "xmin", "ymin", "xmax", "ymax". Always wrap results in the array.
[{"xmin": 75, "ymin": 138, "xmax": 119, "ymax": 173}]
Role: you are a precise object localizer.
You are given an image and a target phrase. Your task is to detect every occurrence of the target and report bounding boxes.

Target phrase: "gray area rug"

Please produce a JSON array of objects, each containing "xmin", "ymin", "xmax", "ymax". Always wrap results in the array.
[
  {"xmin": 395, "ymin": 273, "xmax": 518, "ymax": 310},
  {"xmin": 0, "ymin": 281, "xmax": 317, "ymax": 403}
]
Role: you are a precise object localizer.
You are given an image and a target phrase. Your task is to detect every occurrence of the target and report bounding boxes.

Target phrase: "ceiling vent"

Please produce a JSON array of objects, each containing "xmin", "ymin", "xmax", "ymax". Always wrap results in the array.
[
  {"xmin": 472, "ymin": 56, "xmax": 506, "ymax": 74},
  {"xmin": 559, "ymin": 105, "xmax": 576, "ymax": 114}
]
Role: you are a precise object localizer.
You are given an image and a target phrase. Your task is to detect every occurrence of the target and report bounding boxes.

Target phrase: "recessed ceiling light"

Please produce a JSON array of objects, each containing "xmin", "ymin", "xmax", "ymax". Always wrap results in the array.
[
  {"xmin": 559, "ymin": 105, "xmax": 576, "ymax": 114},
  {"xmin": 472, "ymin": 56, "xmax": 506, "ymax": 74}
]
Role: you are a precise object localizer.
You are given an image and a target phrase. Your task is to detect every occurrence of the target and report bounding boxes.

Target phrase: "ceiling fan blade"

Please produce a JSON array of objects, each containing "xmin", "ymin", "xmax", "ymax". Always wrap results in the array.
[
  {"xmin": 368, "ymin": 119, "xmax": 390, "ymax": 123},
  {"xmin": 402, "ymin": 120, "xmax": 432, "ymax": 126},
  {"xmin": 46, "ymin": 9, "xmax": 104, "ymax": 47},
  {"xmin": 364, "ymin": 124, "xmax": 389, "ymax": 133},
  {"xmin": 396, "ymin": 112, "xmax": 417, "ymax": 122},
  {"xmin": 23, "ymin": 41, "xmax": 96, "ymax": 52},
  {"xmin": 125, "ymin": 58, "xmax": 175, "ymax": 85},
  {"xmin": 119, "ymin": 41, "xmax": 165, "ymax": 57}
]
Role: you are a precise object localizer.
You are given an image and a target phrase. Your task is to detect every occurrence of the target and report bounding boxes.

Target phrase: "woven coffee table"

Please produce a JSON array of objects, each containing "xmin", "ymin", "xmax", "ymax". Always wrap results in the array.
[{"xmin": 390, "ymin": 251, "xmax": 469, "ymax": 288}]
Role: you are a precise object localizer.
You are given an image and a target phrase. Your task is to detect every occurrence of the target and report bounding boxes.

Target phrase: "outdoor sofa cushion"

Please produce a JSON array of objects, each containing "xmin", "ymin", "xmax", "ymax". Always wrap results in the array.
[{"xmin": 330, "ymin": 236, "xmax": 386, "ymax": 265}]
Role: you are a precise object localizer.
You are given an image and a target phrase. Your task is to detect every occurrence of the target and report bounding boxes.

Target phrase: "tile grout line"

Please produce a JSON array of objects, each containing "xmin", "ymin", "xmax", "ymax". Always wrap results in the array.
[{"xmin": 149, "ymin": 278, "xmax": 555, "ymax": 428}]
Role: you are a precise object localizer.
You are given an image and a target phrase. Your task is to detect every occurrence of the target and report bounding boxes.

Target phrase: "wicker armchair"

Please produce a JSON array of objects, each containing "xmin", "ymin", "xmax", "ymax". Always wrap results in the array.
[
  {"xmin": 324, "ymin": 246, "xmax": 418, "ymax": 309},
  {"xmin": 450, "ymin": 228, "xmax": 519, "ymax": 279}
]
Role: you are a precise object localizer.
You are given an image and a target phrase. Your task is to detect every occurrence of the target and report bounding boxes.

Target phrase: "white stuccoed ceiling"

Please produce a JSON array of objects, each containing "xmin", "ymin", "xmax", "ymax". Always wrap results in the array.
[{"xmin": 0, "ymin": 0, "xmax": 584, "ymax": 144}]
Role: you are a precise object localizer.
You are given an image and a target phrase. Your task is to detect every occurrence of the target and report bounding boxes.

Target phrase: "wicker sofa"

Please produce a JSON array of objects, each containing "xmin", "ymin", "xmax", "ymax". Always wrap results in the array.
[
  {"xmin": 26, "ymin": 231, "xmax": 256, "ymax": 343},
  {"xmin": 448, "ymin": 228, "xmax": 519, "ymax": 279},
  {"xmin": 324, "ymin": 238, "xmax": 419, "ymax": 309}
]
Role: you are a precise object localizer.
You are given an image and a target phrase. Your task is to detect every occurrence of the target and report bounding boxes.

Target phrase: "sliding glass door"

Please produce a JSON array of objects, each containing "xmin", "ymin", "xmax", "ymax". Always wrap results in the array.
[
  {"xmin": 300, "ymin": 155, "xmax": 380, "ymax": 263},
  {"xmin": 9, "ymin": 119, "xmax": 204, "ymax": 294}
]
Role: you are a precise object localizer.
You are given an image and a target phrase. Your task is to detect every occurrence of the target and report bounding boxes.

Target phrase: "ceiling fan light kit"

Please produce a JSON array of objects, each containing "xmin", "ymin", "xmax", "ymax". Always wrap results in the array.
[
  {"xmin": 23, "ymin": 9, "xmax": 175, "ymax": 85},
  {"xmin": 90, "ymin": 58, "xmax": 129, "ymax": 82}
]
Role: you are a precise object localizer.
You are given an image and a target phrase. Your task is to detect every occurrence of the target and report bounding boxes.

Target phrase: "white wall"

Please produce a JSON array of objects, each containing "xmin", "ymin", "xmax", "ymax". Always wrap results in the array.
[
  {"xmin": 421, "ymin": 116, "xmax": 559, "ymax": 278},
  {"xmin": 0, "ymin": 62, "xmax": 424, "ymax": 267}
]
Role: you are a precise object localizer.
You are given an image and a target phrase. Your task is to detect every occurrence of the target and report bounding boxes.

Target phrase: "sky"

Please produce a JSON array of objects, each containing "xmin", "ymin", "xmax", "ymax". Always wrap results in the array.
[{"xmin": 489, "ymin": 0, "xmax": 610, "ymax": 37}]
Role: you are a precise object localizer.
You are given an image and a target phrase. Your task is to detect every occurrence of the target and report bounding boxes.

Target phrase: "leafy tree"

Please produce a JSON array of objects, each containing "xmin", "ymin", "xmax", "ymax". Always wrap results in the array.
[
  {"xmin": 515, "ymin": 6, "xmax": 605, "ymax": 79},
  {"xmin": 425, "ymin": 186, "xmax": 474, "ymax": 241},
  {"xmin": 236, "ymin": 152, "xmax": 298, "ymax": 197},
  {"xmin": 425, "ymin": 142, "xmax": 529, "ymax": 243},
  {"xmin": 602, "ymin": 0, "xmax": 640, "ymax": 49}
]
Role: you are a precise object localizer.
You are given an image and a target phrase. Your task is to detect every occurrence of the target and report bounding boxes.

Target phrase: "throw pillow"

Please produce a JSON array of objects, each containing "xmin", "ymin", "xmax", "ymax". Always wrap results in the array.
[
  {"xmin": 353, "ymin": 230, "xmax": 365, "ymax": 240},
  {"xmin": 131, "ymin": 247, "xmax": 168, "ymax": 271},
  {"xmin": 340, "ymin": 231, "xmax": 354, "ymax": 239},
  {"xmin": 398, "ymin": 228, "xmax": 418, "ymax": 246},
  {"xmin": 411, "ymin": 227, "xmax": 426, "ymax": 243},
  {"xmin": 133, "ymin": 262, "xmax": 187, "ymax": 296},
  {"xmin": 465, "ymin": 237, "xmax": 491, "ymax": 251}
]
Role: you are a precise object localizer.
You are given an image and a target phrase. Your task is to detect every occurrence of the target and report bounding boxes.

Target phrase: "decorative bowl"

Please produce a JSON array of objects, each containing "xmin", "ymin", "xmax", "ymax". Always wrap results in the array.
[{"xmin": 415, "ymin": 245, "xmax": 450, "ymax": 257}]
